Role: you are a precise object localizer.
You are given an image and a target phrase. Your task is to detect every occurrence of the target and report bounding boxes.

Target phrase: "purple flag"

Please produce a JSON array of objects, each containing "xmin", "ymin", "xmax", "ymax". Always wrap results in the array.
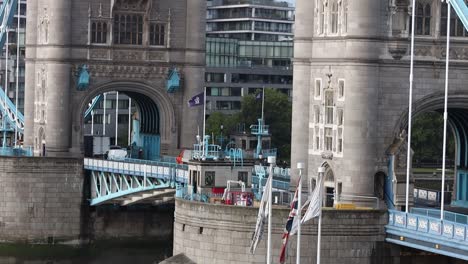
[
  {"xmin": 255, "ymin": 90, "xmax": 263, "ymax": 101},
  {"xmin": 188, "ymin": 92, "xmax": 204, "ymax": 107}
]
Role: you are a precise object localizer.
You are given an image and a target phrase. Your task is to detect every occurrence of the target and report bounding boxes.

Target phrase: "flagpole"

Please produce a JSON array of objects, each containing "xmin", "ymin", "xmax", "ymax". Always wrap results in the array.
[
  {"xmin": 297, "ymin": 162, "xmax": 305, "ymax": 264},
  {"xmin": 128, "ymin": 97, "xmax": 131, "ymax": 146},
  {"xmin": 202, "ymin": 86, "xmax": 207, "ymax": 157},
  {"xmin": 115, "ymin": 91, "xmax": 119, "ymax": 145},
  {"xmin": 103, "ymin": 92, "xmax": 107, "ymax": 136},
  {"xmin": 405, "ymin": 0, "xmax": 416, "ymax": 214},
  {"xmin": 267, "ymin": 156, "xmax": 276, "ymax": 264},
  {"xmin": 261, "ymin": 86, "xmax": 265, "ymax": 121},
  {"xmin": 14, "ymin": 0, "xmax": 20, "ymax": 147},
  {"xmin": 317, "ymin": 167, "xmax": 325, "ymax": 264},
  {"xmin": 440, "ymin": 0, "xmax": 451, "ymax": 221}
]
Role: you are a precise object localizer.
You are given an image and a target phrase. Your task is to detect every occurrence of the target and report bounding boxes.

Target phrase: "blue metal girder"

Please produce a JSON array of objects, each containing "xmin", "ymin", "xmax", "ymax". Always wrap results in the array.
[
  {"xmin": 386, "ymin": 209, "xmax": 468, "ymax": 261},
  {"xmin": 83, "ymin": 95, "xmax": 102, "ymax": 120},
  {"xmin": 450, "ymin": 0, "xmax": 468, "ymax": 32},
  {"xmin": 90, "ymin": 170, "xmax": 171, "ymax": 206}
]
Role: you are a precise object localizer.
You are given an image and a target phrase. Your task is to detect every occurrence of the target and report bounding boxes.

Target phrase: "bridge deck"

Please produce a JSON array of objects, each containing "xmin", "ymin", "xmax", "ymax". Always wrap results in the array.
[{"xmin": 386, "ymin": 209, "xmax": 468, "ymax": 261}]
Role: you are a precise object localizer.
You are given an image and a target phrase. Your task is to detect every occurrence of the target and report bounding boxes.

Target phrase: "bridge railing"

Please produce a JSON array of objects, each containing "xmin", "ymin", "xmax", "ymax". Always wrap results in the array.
[
  {"xmin": 84, "ymin": 158, "xmax": 188, "ymax": 184},
  {"xmin": 388, "ymin": 209, "xmax": 468, "ymax": 242},
  {"xmin": 413, "ymin": 187, "xmax": 452, "ymax": 205},
  {"xmin": 411, "ymin": 208, "xmax": 468, "ymax": 225}
]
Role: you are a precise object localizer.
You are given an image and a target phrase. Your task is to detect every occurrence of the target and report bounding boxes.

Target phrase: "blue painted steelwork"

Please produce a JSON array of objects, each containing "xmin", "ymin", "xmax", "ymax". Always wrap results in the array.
[
  {"xmin": 451, "ymin": 0, "xmax": 468, "ymax": 31},
  {"xmin": 0, "ymin": 145, "xmax": 32, "ymax": 157},
  {"xmin": 227, "ymin": 148, "xmax": 244, "ymax": 167},
  {"xmin": 0, "ymin": 0, "xmax": 17, "ymax": 48},
  {"xmin": 192, "ymin": 135, "xmax": 222, "ymax": 160},
  {"xmin": 83, "ymin": 95, "xmax": 101, "ymax": 120},
  {"xmin": 84, "ymin": 158, "xmax": 188, "ymax": 205},
  {"xmin": 386, "ymin": 209, "xmax": 468, "ymax": 260},
  {"xmin": 455, "ymin": 169, "xmax": 468, "ymax": 207},
  {"xmin": 413, "ymin": 187, "xmax": 451, "ymax": 206},
  {"xmin": 77, "ymin": 65, "xmax": 90, "ymax": 91},
  {"xmin": 0, "ymin": 86, "xmax": 23, "ymax": 134},
  {"xmin": 252, "ymin": 164, "xmax": 290, "ymax": 199},
  {"xmin": 250, "ymin": 119, "xmax": 272, "ymax": 159},
  {"xmin": 140, "ymin": 134, "xmax": 160, "ymax": 160},
  {"xmin": 166, "ymin": 68, "xmax": 180, "ymax": 93}
]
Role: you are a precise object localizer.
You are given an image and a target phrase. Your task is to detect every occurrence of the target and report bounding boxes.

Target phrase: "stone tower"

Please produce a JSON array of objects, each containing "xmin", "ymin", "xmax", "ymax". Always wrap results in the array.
[
  {"xmin": 24, "ymin": 0, "xmax": 206, "ymax": 157},
  {"xmin": 292, "ymin": 0, "xmax": 385, "ymax": 198},
  {"xmin": 292, "ymin": 0, "xmax": 468, "ymax": 208}
]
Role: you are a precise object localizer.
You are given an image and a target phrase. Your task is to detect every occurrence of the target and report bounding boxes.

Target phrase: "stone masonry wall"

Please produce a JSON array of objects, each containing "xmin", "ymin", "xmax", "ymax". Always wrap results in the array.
[
  {"xmin": 0, "ymin": 157, "xmax": 84, "ymax": 243},
  {"xmin": 173, "ymin": 199, "xmax": 398, "ymax": 264}
]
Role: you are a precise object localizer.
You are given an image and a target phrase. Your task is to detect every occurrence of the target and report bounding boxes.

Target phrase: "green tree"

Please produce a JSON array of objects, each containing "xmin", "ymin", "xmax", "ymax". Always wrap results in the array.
[
  {"xmin": 206, "ymin": 88, "xmax": 292, "ymax": 162},
  {"xmin": 240, "ymin": 88, "xmax": 292, "ymax": 162},
  {"xmin": 205, "ymin": 112, "xmax": 239, "ymax": 138},
  {"xmin": 411, "ymin": 111, "xmax": 455, "ymax": 165}
]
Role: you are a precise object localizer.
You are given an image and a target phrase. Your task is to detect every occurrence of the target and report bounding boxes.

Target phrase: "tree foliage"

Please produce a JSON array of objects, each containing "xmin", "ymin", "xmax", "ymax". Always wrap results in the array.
[
  {"xmin": 206, "ymin": 88, "xmax": 292, "ymax": 162},
  {"xmin": 411, "ymin": 111, "xmax": 455, "ymax": 165}
]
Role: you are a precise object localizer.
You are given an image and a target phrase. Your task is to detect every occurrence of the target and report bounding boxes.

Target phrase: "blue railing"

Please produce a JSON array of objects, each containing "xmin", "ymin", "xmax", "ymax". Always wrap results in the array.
[
  {"xmin": 0, "ymin": 146, "xmax": 32, "ymax": 157},
  {"xmin": 386, "ymin": 209, "xmax": 468, "ymax": 260},
  {"xmin": 252, "ymin": 175, "xmax": 290, "ymax": 191},
  {"xmin": 413, "ymin": 187, "xmax": 452, "ymax": 205},
  {"xmin": 411, "ymin": 208, "xmax": 468, "ymax": 225},
  {"xmin": 250, "ymin": 124, "xmax": 269, "ymax": 135},
  {"xmin": 124, "ymin": 157, "xmax": 187, "ymax": 170},
  {"xmin": 84, "ymin": 158, "xmax": 188, "ymax": 184}
]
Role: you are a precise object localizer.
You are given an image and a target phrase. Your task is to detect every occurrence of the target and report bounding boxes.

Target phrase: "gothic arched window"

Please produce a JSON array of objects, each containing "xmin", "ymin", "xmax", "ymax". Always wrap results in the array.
[
  {"xmin": 150, "ymin": 23, "xmax": 166, "ymax": 46},
  {"xmin": 330, "ymin": 0, "xmax": 339, "ymax": 34},
  {"xmin": 319, "ymin": 1, "xmax": 326, "ymax": 34},
  {"xmin": 440, "ymin": 2, "xmax": 467, "ymax": 36},
  {"xmin": 91, "ymin": 21, "xmax": 108, "ymax": 44},
  {"xmin": 416, "ymin": 3, "xmax": 431, "ymax": 35},
  {"xmin": 325, "ymin": 90, "xmax": 334, "ymax": 124},
  {"xmin": 113, "ymin": 14, "xmax": 143, "ymax": 45}
]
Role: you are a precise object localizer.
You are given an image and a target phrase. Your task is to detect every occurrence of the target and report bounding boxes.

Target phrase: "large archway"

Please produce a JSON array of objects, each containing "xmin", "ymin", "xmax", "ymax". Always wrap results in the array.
[
  {"xmin": 390, "ymin": 93, "xmax": 468, "ymax": 208},
  {"xmin": 72, "ymin": 81, "xmax": 178, "ymax": 158}
]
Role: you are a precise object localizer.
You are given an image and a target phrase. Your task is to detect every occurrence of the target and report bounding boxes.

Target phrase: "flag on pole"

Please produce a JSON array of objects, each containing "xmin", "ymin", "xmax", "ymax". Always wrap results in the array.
[
  {"xmin": 279, "ymin": 176, "xmax": 301, "ymax": 263},
  {"xmin": 301, "ymin": 172, "xmax": 324, "ymax": 224},
  {"xmin": 188, "ymin": 92, "xmax": 204, "ymax": 107},
  {"xmin": 250, "ymin": 175, "xmax": 272, "ymax": 254},
  {"xmin": 255, "ymin": 90, "xmax": 263, "ymax": 101}
]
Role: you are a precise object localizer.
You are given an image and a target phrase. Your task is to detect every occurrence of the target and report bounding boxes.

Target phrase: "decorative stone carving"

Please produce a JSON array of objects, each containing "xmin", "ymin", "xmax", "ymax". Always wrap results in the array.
[
  {"xmin": 87, "ymin": 64, "xmax": 168, "ymax": 79},
  {"xmin": 148, "ymin": 51, "xmax": 166, "ymax": 61},
  {"xmin": 38, "ymin": 8, "xmax": 50, "ymax": 44},
  {"xmin": 113, "ymin": 50, "xmax": 143, "ymax": 61},
  {"xmin": 388, "ymin": 42, "xmax": 408, "ymax": 60},
  {"xmin": 90, "ymin": 49, "xmax": 110, "ymax": 60},
  {"xmin": 321, "ymin": 152, "xmax": 333, "ymax": 160},
  {"xmin": 112, "ymin": 0, "xmax": 151, "ymax": 13}
]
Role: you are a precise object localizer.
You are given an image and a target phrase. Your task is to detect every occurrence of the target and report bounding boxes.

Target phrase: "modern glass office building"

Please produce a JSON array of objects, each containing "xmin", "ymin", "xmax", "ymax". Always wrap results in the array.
[{"xmin": 205, "ymin": 0, "xmax": 294, "ymax": 114}]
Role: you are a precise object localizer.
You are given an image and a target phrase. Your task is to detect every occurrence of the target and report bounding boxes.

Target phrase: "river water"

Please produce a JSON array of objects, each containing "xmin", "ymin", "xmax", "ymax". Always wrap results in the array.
[{"xmin": 0, "ymin": 242, "xmax": 172, "ymax": 264}]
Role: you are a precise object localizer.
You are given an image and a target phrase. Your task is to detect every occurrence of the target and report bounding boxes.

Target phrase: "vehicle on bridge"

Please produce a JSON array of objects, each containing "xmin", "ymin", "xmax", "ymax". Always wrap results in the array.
[{"xmin": 105, "ymin": 146, "xmax": 128, "ymax": 161}]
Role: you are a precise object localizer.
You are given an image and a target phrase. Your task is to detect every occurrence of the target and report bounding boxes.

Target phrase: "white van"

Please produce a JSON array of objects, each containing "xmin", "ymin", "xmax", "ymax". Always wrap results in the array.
[{"xmin": 106, "ymin": 146, "xmax": 127, "ymax": 161}]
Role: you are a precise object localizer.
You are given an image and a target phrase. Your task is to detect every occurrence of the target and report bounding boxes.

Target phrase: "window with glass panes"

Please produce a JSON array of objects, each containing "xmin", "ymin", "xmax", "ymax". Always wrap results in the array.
[
  {"xmin": 91, "ymin": 21, "xmax": 108, "ymax": 44},
  {"xmin": 440, "ymin": 1, "xmax": 467, "ymax": 36},
  {"xmin": 150, "ymin": 23, "xmax": 165, "ymax": 46},
  {"xmin": 415, "ymin": 2, "xmax": 431, "ymax": 35},
  {"xmin": 113, "ymin": 14, "xmax": 143, "ymax": 45},
  {"xmin": 325, "ymin": 90, "xmax": 334, "ymax": 124},
  {"xmin": 330, "ymin": 0, "xmax": 339, "ymax": 34}
]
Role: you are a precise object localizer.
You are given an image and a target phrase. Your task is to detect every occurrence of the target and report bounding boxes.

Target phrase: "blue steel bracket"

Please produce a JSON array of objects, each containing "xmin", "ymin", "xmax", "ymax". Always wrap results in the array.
[
  {"xmin": 451, "ymin": 0, "xmax": 468, "ymax": 32},
  {"xmin": 166, "ymin": 68, "xmax": 181, "ymax": 93},
  {"xmin": 77, "ymin": 65, "xmax": 90, "ymax": 91}
]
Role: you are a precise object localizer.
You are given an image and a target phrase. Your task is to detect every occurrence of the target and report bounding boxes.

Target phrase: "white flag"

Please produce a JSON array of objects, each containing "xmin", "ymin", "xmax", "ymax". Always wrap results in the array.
[
  {"xmin": 250, "ymin": 175, "xmax": 272, "ymax": 254},
  {"xmin": 301, "ymin": 172, "xmax": 324, "ymax": 224}
]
